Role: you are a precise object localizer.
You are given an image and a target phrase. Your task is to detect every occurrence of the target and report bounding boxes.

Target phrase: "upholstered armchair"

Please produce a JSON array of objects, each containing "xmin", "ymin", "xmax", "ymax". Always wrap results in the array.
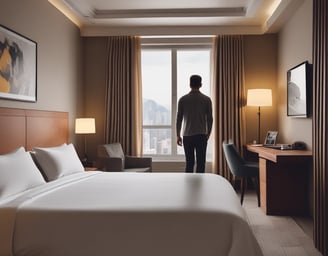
[{"xmin": 96, "ymin": 143, "xmax": 152, "ymax": 172}]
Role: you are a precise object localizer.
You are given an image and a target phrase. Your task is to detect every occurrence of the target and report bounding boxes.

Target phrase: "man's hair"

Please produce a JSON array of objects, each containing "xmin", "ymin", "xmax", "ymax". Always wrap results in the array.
[{"xmin": 190, "ymin": 75, "xmax": 202, "ymax": 89}]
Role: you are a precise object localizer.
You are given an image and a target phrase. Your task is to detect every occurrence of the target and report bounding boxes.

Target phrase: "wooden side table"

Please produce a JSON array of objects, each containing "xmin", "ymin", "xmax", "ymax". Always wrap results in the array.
[{"xmin": 85, "ymin": 167, "xmax": 98, "ymax": 171}]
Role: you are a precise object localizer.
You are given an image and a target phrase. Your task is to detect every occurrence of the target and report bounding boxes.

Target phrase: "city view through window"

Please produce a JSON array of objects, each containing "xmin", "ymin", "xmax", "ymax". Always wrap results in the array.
[{"xmin": 142, "ymin": 48, "xmax": 212, "ymax": 160}]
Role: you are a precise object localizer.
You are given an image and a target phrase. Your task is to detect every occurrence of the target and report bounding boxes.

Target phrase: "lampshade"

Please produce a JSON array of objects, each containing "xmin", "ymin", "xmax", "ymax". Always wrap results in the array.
[
  {"xmin": 247, "ymin": 89, "xmax": 272, "ymax": 107},
  {"xmin": 75, "ymin": 118, "xmax": 96, "ymax": 134}
]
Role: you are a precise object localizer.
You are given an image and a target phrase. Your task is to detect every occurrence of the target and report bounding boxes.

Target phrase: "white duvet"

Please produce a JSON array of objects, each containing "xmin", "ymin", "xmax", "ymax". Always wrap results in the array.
[{"xmin": 0, "ymin": 172, "xmax": 262, "ymax": 256}]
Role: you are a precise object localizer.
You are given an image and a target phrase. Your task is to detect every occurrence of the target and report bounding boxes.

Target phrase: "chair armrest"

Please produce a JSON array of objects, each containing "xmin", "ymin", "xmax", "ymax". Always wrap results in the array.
[
  {"xmin": 125, "ymin": 156, "xmax": 152, "ymax": 171},
  {"xmin": 95, "ymin": 157, "xmax": 124, "ymax": 172}
]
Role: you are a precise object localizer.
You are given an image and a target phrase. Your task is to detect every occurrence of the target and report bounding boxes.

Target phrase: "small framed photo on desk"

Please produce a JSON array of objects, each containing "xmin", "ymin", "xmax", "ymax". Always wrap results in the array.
[{"xmin": 264, "ymin": 131, "xmax": 278, "ymax": 145}]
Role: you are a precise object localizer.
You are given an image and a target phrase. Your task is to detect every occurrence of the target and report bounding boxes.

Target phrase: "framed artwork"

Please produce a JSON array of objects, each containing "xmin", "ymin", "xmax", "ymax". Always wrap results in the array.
[
  {"xmin": 287, "ymin": 61, "xmax": 312, "ymax": 117},
  {"xmin": 263, "ymin": 131, "xmax": 278, "ymax": 145},
  {"xmin": 0, "ymin": 25, "xmax": 37, "ymax": 102}
]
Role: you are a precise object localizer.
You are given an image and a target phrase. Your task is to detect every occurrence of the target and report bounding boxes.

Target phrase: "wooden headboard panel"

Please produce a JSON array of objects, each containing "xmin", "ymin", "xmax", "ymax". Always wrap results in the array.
[{"xmin": 0, "ymin": 107, "xmax": 68, "ymax": 154}]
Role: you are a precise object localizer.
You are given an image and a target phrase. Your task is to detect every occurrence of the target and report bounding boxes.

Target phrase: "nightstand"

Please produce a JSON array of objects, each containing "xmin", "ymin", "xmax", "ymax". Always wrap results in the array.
[{"xmin": 85, "ymin": 167, "xmax": 98, "ymax": 171}]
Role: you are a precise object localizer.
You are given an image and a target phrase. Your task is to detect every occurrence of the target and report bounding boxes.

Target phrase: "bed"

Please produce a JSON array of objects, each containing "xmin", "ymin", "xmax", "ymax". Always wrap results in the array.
[{"xmin": 0, "ymin": 107, "xmax": 263, "ymax": 256}]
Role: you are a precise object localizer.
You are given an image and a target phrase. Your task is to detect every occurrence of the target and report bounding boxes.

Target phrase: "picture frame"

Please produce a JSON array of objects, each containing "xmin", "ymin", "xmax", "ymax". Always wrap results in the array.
[
  {"xmin": 287, "ymin": 61, "xmax": 312, "ymax": 117},
  {"xmin": 264, "ymin": 131, "xmax": 278, "ymax": 145},
  {"xmin": 0, "ymin": 25, "xmax": 37, "ymax": 102}
]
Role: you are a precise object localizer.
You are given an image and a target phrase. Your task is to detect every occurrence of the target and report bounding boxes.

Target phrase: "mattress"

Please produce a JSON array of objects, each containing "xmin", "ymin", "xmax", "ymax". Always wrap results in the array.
[{"xmin": 0, "ymin": 172, "xmax": 262, "ymax": 256}]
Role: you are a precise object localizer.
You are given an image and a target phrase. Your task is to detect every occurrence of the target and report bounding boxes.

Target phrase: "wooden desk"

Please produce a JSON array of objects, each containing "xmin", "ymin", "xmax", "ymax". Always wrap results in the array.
[{"xmin": 246, "ymin": 145, "xmax": 312, "ymax": 216}]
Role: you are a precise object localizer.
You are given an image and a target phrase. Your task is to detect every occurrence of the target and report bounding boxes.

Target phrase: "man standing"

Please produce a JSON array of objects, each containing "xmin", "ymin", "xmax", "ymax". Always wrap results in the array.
[{"xmin": 176, "ymin": 74, "xmax": 213, "ymax": 173}]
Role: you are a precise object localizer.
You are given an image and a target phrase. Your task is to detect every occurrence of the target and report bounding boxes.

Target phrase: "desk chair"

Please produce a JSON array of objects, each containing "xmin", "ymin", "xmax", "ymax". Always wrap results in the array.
[
  {"xmin": 222, "ymin": 142, "xmax": 260, "ymax": 206},
  {"xmin": 96, "ymin": 143, "xmax": 152, "ymax": 172}
]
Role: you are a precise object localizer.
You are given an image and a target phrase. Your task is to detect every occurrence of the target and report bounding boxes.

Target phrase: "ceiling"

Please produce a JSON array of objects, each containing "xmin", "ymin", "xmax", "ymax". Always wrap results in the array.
[{"xmin": 48, "ymin": 0, "xmax": 304, "ymax": 36}]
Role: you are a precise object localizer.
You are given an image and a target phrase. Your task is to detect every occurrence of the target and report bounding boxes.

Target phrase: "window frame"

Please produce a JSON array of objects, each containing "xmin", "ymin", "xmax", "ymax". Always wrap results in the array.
[{"xmin": 141, "ymin": 37, "xmax": 213, "ymax": 160}]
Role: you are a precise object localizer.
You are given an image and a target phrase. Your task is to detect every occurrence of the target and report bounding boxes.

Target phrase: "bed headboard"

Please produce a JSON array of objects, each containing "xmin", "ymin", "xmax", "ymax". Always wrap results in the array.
[{"xmin": 0, "ymin": 107, "xmax": 68, "ymax": 154}]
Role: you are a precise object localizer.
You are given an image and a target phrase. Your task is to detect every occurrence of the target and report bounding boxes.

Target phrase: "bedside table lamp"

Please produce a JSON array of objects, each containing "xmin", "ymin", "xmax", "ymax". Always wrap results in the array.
[
  {"xmin": 247, "ymin": 89, "xmax": 272, "ymax": 144},
  {"xmin": 75, "ymin": 118, "xmax": 96, "ymax": 166}
]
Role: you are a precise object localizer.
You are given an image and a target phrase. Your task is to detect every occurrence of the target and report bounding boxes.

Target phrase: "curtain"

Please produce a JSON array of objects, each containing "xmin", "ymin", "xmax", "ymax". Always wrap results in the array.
[
  {"xmin": 313, "ymin": 0, "xmax": 328, "ymax": 255},
  {"xmin": 212, "ymin": 35, "xmax": 246, "ymax": 179},
  {"xmin": 104, "ymin": 36, "xmax": 142, "ymax": 156}
]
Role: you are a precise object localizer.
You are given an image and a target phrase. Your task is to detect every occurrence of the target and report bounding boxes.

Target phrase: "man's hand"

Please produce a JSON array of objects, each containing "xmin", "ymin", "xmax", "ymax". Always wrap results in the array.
[{"xmin": 177, "ymin": 136, "xmax": 182, "ymax": 146}]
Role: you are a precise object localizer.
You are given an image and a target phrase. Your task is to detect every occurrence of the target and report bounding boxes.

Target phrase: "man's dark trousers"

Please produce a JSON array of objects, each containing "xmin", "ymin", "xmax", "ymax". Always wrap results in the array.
[{"xmin": 183, "ymin": 134, "xmax": 207, "ymax": 173}]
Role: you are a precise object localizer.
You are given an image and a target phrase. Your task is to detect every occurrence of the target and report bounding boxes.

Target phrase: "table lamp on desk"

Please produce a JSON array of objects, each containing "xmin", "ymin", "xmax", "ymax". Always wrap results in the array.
[{"xmin": 247, "ymin": 89, "xmax": 272, "ymax": 144}]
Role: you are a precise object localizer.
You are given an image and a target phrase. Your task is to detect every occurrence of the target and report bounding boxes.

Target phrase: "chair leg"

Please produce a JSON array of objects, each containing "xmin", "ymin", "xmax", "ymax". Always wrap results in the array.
[
  {"xmin": 252, "ymin": 177, "xmax": 261, "ymax": 207},
  {"xmin": 240, "ymin": 178, "xmax": 246, "ymax": 205}
]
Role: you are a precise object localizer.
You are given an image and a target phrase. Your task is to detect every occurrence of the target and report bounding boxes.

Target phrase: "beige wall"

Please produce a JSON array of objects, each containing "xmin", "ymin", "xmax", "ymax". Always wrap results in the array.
[
  {"xmin": 244, "ymin": 34, "xmax": 278, "ymax": 144},
  {"xmin": 0, "ymin": 0, "xmax": 83, "ymax": 146},
  {"xmin": 277, "ymin": 0, "xmax": 313, "ymax": 149},
  {"xmin": 83, "ymin": 37, "xmax": 108, "ymax": 161}
]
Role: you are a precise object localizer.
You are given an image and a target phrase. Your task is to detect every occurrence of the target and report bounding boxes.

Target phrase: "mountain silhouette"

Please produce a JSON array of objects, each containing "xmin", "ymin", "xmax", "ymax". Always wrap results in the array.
[{"xmin": 143, "ymin": 99, "xmax": 170, "ymax": 125}]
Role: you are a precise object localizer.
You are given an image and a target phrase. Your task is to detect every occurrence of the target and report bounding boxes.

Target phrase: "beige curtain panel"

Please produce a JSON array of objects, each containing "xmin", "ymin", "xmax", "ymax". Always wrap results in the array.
[
  {"xmin": 104, "ymin": 36, "xmax": 142, "ymax": 156},
  {"xmin": 313, "ymin": 0, "xmax": 328, "ymax": 255},
  {"xmin": 212, "ymin": 35, "xmax": 246, "ymax": 180}
]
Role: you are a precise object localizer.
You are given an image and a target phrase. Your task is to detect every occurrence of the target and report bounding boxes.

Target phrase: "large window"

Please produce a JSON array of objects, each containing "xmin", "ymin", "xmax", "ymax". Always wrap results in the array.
[{"xmin": 142, "ymin": 44, "xmax": 212, "ymax": 160}]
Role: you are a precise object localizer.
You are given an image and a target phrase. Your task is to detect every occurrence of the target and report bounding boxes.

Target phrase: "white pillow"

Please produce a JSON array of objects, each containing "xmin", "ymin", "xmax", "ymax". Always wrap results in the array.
[
  {"xmin": 33, "ymin": 143, "xmax": 84, "ymax": 181},
  {"xmin": 0, "ymin": 147, "xmax": 46, "ymax": 200}
]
